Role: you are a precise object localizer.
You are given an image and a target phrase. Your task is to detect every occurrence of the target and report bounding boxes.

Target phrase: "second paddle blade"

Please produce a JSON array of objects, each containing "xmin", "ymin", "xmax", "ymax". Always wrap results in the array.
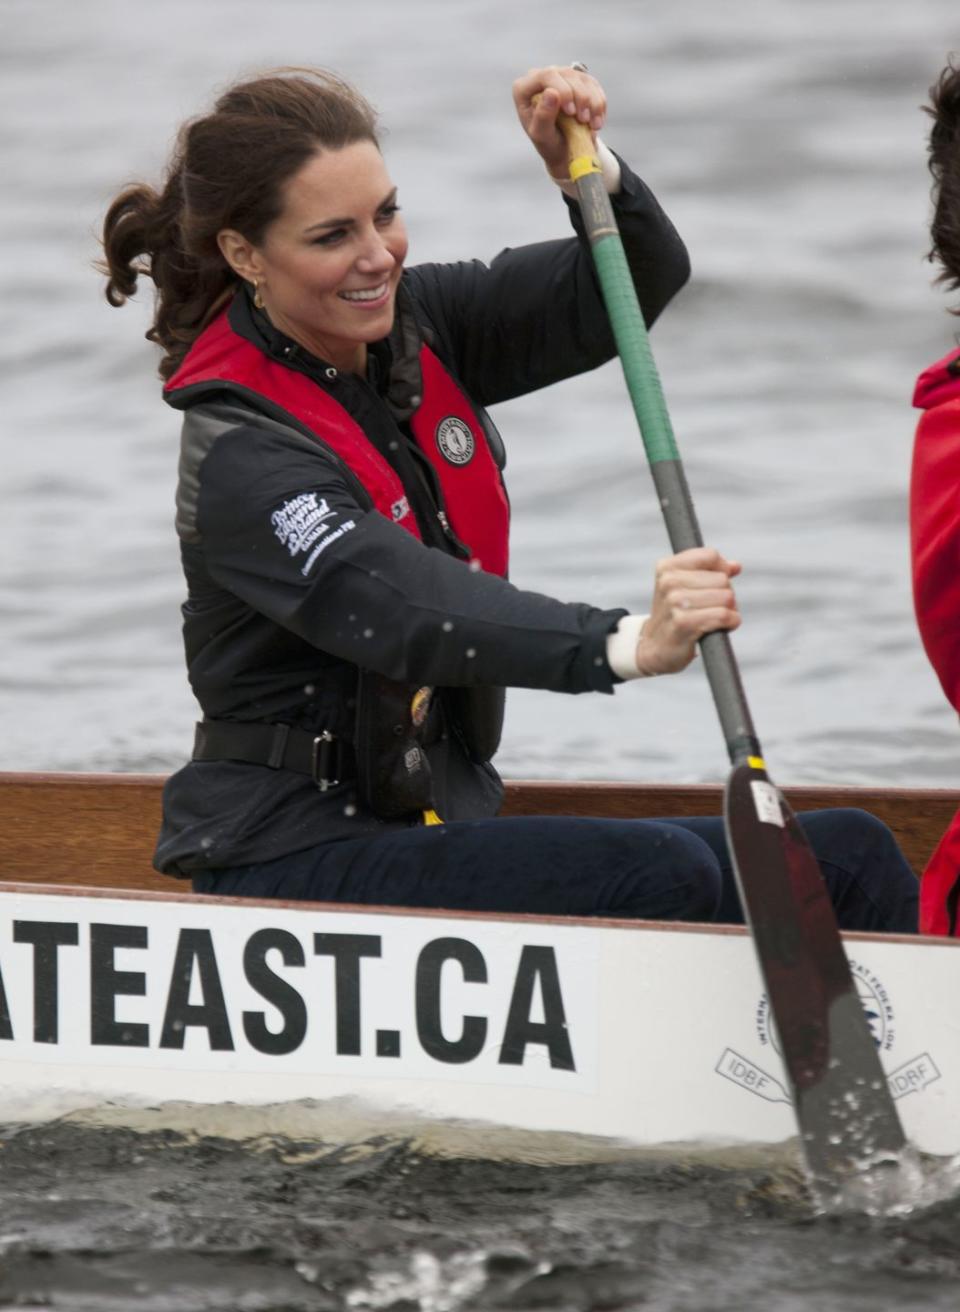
[{"xmin": 723, "ymin": 761, "xmax": 907, "ymax": 1193}]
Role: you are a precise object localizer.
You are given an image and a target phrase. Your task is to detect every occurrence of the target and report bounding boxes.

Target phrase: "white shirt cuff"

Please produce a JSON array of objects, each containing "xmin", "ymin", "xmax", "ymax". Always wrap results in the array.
[
  {"xmin": 550, "ymin": 138, "xmax": 622, "ymax": 198},
  {"xmin": 605, "ymin": 614, "xmax": 649, "ymax": 681}
]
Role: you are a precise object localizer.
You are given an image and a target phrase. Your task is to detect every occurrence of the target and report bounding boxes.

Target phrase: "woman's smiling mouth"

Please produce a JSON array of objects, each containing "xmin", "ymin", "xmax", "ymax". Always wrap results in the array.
[{"xmin": 339, "ymin": 282, "xmax": 389, "ymax": 304}]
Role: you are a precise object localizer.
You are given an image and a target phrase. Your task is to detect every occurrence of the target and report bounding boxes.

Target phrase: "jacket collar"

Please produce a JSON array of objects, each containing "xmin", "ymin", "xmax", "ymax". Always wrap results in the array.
[{"xmin": 227, "ymin": 279, "xmax": 426, "ymax": 422}]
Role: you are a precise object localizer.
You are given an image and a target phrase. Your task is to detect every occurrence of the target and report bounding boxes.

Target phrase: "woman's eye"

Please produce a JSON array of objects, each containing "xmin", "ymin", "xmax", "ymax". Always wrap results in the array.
[{"xmin": 310, "ymin": 206, "xmax": 399, "ymax": 245}]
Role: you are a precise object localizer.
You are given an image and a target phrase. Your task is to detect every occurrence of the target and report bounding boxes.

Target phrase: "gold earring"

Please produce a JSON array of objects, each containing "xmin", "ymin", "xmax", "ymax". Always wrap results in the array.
[{"xmin": 253, "ymin": 279, "xmax": 264, "ymax": 310}]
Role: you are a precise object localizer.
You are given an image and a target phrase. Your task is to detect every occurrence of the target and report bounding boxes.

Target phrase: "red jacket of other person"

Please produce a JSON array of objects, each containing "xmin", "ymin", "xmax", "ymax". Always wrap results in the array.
[{"xmin": 910, "ymin": 344, "xmax": 960, "ymax": 934}]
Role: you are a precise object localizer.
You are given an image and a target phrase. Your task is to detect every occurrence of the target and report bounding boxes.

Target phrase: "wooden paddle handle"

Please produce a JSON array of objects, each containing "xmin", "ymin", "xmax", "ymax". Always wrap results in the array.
[
  {"xmin": 556, "ymin": 113, "xmax": 597, "ymax": 163},
  {"xmin": 531, "ymin": 95, "xmax": 599, "ymax": 174}
]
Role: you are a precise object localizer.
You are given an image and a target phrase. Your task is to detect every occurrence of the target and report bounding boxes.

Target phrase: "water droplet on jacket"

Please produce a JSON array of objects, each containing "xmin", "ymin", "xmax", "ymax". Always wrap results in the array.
[
  {"xmin": 466, "ymin": 648, "xmax": 476, "ymax": 658},
  {"xmin": 363, "ymin": 628, "xmax": 374, "ymax": 638},
  {"xmin": 442, "ymin": 621, "xmax": 454, "ymax": 632},
  {"xmin": 344, "ymin": 804, "xmax": 357, "ymax": 817}
]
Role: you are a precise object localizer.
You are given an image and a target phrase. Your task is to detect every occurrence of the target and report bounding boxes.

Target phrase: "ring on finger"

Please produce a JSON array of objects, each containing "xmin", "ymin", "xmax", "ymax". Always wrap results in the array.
[{"xmin": 569, "ymin": 60, "xmax": 589, "ymax": 72}]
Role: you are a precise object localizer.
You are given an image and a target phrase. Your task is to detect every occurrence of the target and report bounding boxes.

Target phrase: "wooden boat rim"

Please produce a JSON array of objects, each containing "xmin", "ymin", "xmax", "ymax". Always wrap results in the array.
[{"xmin": 6, "ymin": 770, "xmax": 960, "ymax": 802}]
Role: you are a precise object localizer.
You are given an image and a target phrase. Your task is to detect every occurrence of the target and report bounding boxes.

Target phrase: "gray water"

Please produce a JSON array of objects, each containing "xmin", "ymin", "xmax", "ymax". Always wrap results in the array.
[
  {"xmin": 3, "ymin": 0, "xmax": 960, "ymax": 1307},
  {"xmin": 1, "ymin": 1118, "xmax": 959, "ymax": 1312}
]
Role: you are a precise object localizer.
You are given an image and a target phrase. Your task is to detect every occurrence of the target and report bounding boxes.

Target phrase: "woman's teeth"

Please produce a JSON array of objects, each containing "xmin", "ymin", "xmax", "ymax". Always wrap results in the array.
[{"xmin": 340, "ymin": 284, "xmax": 387, "ymax": 301}]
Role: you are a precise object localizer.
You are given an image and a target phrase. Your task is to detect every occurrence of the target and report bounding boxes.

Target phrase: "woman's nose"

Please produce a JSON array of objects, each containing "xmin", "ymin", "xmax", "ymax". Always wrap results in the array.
[{"xmin": 356, "ymin": 229, "xmax": 396, "ymax": 273}]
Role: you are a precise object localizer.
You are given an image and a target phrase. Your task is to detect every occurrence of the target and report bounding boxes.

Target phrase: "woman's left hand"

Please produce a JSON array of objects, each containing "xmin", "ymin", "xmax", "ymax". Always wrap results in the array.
[{"xmin": 512, "ymin": 65, "xmax": 607, "ymax": 180}]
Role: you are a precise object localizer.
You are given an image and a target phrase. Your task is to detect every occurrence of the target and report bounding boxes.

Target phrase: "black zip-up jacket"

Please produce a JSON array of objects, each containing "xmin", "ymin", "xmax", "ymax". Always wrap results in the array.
[{"xmin": 154, "ymin": 158, "xmax": 691, "ymax": 876}]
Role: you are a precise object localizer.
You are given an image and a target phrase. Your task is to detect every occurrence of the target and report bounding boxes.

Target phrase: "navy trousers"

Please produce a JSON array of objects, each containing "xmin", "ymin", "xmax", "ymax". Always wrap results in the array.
[{"xmin": 192, "ymin": 808, "xmax": 918, "ymax": 934}]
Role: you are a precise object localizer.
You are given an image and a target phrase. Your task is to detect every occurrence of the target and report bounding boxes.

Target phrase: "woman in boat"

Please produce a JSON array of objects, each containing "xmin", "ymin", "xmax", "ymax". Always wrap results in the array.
[
  {"xmin": 911, "ymin": 56, "xmax": 960, "ymax": 937},
  {"xmin": 101, "ymin": 63, "xmax": 917, "ymax": 930}
]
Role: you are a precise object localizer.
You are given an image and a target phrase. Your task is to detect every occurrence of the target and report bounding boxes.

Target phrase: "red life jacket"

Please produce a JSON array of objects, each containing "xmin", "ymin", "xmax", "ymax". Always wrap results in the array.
[
  {"xmin": 910, "ymin": 345, "xmax": 960, "ymax": 935},
  {"xmin": 164, "ymin": 308, "xmax": 510, "ymax": 577}
]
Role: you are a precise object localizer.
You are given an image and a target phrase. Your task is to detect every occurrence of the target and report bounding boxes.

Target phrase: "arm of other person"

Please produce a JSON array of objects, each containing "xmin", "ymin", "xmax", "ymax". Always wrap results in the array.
[{"xmin": 912, "ymin": 399, "xmax": 960, "ymax": 713}]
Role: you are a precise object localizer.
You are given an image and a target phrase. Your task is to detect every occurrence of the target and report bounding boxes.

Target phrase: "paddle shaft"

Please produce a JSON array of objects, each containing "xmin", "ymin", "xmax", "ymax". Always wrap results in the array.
[{"xmin": 560, "ymin": 121, "xmax": 759, "ymax": 763}]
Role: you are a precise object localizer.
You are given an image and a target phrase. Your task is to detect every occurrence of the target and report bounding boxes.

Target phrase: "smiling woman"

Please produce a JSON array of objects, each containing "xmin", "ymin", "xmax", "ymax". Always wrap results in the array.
[{"xmin": 98, "ymin": 65, "xmax": 918, "ymax": 934}]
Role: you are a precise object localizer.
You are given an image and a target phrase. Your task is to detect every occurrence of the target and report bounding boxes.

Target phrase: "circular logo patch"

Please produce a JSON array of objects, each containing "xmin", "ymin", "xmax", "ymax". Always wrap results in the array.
[{"xmin": 436, "ymin": 416, "xmax": 475, "ymax": 466}]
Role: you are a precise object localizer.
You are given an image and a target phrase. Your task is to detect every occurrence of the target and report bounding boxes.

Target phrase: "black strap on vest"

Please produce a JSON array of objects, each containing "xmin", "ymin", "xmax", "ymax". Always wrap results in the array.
[{"xmin": 192, "ymin": 720, "xmax": 355, "ymax": 791}]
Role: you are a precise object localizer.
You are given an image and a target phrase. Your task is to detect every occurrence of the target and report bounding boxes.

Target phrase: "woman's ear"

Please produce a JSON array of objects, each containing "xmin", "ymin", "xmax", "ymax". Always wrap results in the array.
[{"xmin": 217, "ymin": 228, "xmax": 260, "ymax": 283}]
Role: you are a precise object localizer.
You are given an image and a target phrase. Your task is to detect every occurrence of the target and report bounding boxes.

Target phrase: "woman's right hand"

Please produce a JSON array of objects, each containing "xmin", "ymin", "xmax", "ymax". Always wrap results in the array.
[
  {"xmin": 636, "ymin": 547, "xmax": 741, "ymax": 675},
  {"xmin": 512, "ymin": 65, "xmax": 607, "ymax": 181}
]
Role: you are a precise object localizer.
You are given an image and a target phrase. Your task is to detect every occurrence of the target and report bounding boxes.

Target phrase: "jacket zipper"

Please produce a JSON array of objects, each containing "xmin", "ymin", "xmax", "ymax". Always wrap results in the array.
[{"xmin": 435, "ymin": 507, "xmax": 472, "ymax": 559}]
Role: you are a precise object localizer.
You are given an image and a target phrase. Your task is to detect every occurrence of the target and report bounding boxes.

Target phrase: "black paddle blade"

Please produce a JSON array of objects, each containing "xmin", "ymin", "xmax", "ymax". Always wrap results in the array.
[{"xmin": 724, "ymin": 761, "xmax": 906, "ymax": 1192}]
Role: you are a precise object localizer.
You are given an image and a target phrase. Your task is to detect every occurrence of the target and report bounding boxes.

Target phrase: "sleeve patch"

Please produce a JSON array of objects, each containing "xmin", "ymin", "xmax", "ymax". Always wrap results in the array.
[{"xmin": 271, "ymin": 492, "xmax": 356, "ymax": 576}]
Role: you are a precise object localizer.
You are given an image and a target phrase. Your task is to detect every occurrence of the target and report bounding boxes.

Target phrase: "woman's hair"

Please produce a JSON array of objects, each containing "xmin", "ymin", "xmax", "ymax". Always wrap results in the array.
[
  {"xmin": 100, "ymin": 67, "xmax": 380, "ymax": 379},
  {"xmin": 925, "ymin": 57, "xmax": 960, "ymax": 310}
]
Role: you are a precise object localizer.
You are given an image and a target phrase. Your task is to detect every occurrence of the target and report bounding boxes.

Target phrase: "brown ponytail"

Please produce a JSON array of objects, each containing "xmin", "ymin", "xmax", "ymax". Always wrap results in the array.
[
  {"xmin": 925, "ymin": 57, "xmax": 960, "ymax": 311},
  {"xmin": 100, "ymin": 67, "xmax": 379, "ymax": 379}
]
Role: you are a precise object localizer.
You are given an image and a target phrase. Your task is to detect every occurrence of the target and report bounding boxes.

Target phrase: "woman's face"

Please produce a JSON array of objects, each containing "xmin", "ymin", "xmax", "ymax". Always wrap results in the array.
[{"xmin": 229, "ymin": 140, "xmax": 408, "ymax": 373}]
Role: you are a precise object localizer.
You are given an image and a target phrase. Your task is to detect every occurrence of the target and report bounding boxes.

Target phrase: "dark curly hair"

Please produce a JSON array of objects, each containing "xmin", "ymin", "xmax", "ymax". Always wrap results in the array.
[
  {"xmin": 100, "ymin": 67, "xmax": 379, "ymax": 379},
  {"xmin": 925, "ymin": 56, "xmax": 960, "ymax": 311}
]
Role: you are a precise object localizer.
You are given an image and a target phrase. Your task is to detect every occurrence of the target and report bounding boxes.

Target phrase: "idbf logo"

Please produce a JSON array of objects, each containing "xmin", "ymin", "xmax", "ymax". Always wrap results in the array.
[{"xmin": 715, "ymin": 960, "xmax": 941, "ymax": 1105}]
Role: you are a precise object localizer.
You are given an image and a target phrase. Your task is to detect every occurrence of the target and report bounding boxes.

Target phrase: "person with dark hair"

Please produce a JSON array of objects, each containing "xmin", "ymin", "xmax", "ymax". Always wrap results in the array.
[
  {"xmin": 102, "ymin": 63, "xmax": 918, "ymax": 930},
  {"xmin": 911, "ymin": 57, "xmax": 960, "ymax": 936}
]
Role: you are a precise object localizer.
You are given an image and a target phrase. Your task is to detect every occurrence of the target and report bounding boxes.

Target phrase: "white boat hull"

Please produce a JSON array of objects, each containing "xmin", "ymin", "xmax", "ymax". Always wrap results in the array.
[{"xmin": 0, "ymin": 884, "xmax": 957, "ymax": 1156}]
